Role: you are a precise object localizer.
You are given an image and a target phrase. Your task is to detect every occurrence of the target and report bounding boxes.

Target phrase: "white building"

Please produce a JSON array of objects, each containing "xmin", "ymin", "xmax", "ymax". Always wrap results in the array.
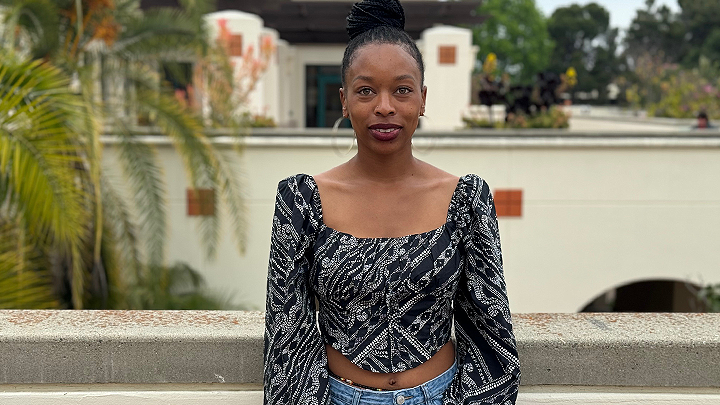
[{"xmin": 144, "ymin": 0, "xmax": 483, "ymax": 130}]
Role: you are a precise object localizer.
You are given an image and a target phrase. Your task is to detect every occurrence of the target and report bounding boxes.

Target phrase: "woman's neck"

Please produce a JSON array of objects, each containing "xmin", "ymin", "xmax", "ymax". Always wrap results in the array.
[{"xmin": 348, "ymin": 148, "xmax": 420, "ymax": 184}]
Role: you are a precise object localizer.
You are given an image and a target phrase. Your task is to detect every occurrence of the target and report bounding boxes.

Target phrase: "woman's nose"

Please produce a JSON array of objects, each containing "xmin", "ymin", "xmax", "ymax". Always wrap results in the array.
[{"xmin": 374, "ymin": 93, "xmax": 395, "ymax": 116}]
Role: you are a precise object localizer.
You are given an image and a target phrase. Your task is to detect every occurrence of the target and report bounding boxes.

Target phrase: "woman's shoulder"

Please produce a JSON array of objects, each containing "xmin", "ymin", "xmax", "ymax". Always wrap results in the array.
[
  {"xmin": 275, "ymin": 173, "xmax": 319, "ymax": 205},
  {"xmin": 277, "ymin": 172, "xmax": 320, "ymax": 188},
  {"xmin": 456, "ymin": 173, "xmax": 490, "ymax": 195},
  {"xmin": 450, "ymin": 173, "xmax": 495, "ymax": 219}
]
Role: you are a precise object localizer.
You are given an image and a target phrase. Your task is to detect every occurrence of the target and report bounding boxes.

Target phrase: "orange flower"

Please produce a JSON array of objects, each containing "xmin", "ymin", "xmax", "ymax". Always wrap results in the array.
[{"xmin": 93, "ymin": 15, "xmax": 120, "ymax": 46}]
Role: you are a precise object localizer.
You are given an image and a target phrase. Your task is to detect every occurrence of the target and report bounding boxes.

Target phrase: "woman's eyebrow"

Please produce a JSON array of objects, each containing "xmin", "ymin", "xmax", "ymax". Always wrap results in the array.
[
  {"xmin": 351, "ymin": 74, "xmax": 416, "ymax": 84},
  {"xmin": 394, "ymin": 74, "xmax": 415, "ymax": 81},
  {"xmin": 352, "ymin": 75, "xmax": 374, "ymax": 84}
]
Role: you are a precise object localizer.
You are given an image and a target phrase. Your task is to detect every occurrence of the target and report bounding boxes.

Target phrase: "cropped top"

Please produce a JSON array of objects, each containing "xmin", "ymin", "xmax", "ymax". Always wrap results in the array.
[{"xmin": 263, "ymin": 174, "xmax": 520, "ymax": 404}]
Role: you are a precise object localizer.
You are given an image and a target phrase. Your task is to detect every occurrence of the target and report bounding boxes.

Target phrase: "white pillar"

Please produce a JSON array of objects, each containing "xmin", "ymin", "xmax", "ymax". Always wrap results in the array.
[
  {"xmin": 419, "ymin": 26, "xmax": 476, "ymax": 130},
  {"xmin": 204, "ymin": 10, "xmax": 266, "ymax": 118}
]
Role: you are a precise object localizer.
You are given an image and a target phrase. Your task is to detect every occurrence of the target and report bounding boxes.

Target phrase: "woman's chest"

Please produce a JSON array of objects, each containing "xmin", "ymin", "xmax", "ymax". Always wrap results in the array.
[
  {"xmin": 317, "ymin": 184, "xmax": 456, "ymax": 240},
  {"xmin": 310, "ymin": 226, "xmax": 463, "ymax": 308}
]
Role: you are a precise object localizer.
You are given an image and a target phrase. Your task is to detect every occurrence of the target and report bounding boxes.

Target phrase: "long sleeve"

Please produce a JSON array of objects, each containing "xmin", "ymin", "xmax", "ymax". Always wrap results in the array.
[
  {"xmin": 445, "ymin": 177, "xmax": 520, "ymax": 404},
  {"xmin": 264, "ymin": 176, "xmax": 329, "ymax": 405}
]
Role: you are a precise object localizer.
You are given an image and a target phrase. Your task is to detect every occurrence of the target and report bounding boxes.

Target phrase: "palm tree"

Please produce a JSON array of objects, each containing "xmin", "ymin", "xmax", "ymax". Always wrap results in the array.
[
  {"xmin": 0, "ymin": 0, "xmax": 248, "ymax": 309},
  {"xmin": 0, "ymin": 53, "xmax": 86, "ymax": 308}
]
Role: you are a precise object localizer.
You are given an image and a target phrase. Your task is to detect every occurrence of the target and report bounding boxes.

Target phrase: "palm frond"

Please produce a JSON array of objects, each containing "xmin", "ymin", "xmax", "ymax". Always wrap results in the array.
[
  {"xmin": 211, "ymin": 144, "xmax": 247, "ymax": 255},
  {"xmin": 100, "ymin": 173, "xmax": 143, "ymax": 283},
  {"xmin": 138, "ymin": 90, "xmax": 214, "ymax": 184},
  {"xmin": 99, "ymin": 66, "xmax": 167, "ymax": 267},
  {"xmin": 114, "ymin": 7, "xmax": 203, "ymax": 58},
  {"xmin": 115, "ymin": 127, "xmax": 167, "ymax": 266},
  {"xmin": 0, "ymin": 0, "xmax": 61, "ymax": 59},
  {"xmin": 127, "ymin": 261, "xmax": 235, "ymax": 310},
  {"xmin": 0, "ymin": 50, "xmax": 97, "ymax": 308},
  {"xmin": 0, "ymin": 53, "xmax": 89, "ymax": 247},
  {"xmin": 0, "ymin": 219, "xmax": 58, "ymax": 309},
  {"xmin": 138, "ymin": 90, "xmax": 223, "ymax": 256}
]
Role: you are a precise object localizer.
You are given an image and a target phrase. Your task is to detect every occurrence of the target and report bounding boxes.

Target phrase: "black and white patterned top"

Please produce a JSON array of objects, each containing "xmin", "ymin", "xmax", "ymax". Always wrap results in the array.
[{"xmin": 264, "ymin": 173, "xmax": 520, "ymax": 404}]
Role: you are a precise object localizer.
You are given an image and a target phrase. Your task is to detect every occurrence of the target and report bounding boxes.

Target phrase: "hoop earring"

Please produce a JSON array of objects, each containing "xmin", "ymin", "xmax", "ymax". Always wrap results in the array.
[{"xmin": 332, "ymin": 116, "xmax": 355, "ymax": 156}]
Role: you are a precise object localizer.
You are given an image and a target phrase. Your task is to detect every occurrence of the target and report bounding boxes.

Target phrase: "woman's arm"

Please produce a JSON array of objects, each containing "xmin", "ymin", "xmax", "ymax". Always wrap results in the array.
[
  {"xmin": 446, "ymin": 176, "xmax": 520, "ymax": 404},
  {"xmin": 264, "ymin": 176, "xmax": 329, "ymax": 405}
]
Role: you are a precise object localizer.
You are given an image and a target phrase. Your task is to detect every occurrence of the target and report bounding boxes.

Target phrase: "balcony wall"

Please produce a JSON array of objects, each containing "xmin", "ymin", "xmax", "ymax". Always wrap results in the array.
[
  {"xmin": 100, "ymin": 129, "xmax": 720, "ymax": 313},
  {"xmin": 1, "ymin": 311, "xmax": 719, "ymax": 404}
]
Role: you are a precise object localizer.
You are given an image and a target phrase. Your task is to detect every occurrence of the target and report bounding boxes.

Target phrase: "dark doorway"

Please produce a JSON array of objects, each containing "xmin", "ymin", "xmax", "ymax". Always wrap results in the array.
[
  {"xmin": 306, "ymin": 65, "xmax": 348, "ymax": 128},
  {"xmin": 580, "ymin": 279, "xmax": 707, "ymax": 312}
]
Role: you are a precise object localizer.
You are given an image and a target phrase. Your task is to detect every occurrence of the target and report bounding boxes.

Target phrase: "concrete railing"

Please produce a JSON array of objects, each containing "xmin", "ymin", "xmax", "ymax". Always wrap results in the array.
[{"xmin": 1, "ymin": 311, "xmax": 719, "ymax": 404}]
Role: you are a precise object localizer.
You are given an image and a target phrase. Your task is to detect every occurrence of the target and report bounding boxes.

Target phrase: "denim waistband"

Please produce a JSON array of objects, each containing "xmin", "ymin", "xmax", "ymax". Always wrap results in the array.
[{"xmin": 328, "ymin": 360, "xmax": 457, "ymax": 405}]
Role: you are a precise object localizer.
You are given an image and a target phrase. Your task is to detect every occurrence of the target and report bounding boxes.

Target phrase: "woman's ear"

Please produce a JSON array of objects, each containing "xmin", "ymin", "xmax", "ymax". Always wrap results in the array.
[
  {"xmin": 340, "ymin": 87, "xmax": 348, "ymax": 117},
  {"xmin": 421, "ymin": 86, "xmax": 427, "ymax": 116}
]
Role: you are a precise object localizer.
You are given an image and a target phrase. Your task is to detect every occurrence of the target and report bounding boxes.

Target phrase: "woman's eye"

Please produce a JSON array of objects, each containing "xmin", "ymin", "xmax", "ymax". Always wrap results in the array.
[
  {"xmin": 397, "ymin": 87, "xmax": 412, "ymax": 95},
  {"xmin": 358, "ymin": 88, "xmax": 373, "ymax": 96}
]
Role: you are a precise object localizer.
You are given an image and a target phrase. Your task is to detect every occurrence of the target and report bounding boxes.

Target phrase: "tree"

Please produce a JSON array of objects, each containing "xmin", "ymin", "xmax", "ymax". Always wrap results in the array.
[
  {"xmin": 472, "ymin": 0, "xmax": 554, "ymax": 84},
  {"xmin": 547, "ymin": 3, "xmax": 622, "ymax": 101},
  {"xmin": 0, "ymin": 53, "xmax": 87, "ymax": 308},
  {"xmin": 678, "ymin": 0, "xmax": 720, "ymax": 65},
  {"xmin": 0, "ymin": 0, "xmax": 254, "ymax": 309},
  {"xmin": 624, "ymin": 0, "xmax": 686, "ymax": 66}
]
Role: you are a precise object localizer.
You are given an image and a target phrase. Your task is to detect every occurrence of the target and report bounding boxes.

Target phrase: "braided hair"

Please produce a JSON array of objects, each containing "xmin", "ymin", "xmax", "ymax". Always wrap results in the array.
[{"xmin": 341, "ymin": 0, "xmax": 425, "ymax": 87}]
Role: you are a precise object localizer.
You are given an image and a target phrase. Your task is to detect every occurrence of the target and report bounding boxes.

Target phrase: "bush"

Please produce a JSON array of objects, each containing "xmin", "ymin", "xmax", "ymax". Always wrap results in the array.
[
  {"xmin": 625, "ymin": 54, "xmax": 720, "ymax": 119},
  {"xmin": 241, "ymin": 113, "xmax": 276, "ymax": 128},
  {"xmin": 461, "ymin": 117, "xmax": 503, "ymax": 128},
  {"xmin": 463, "ymin": 106, "xmax": 570, "ymax": 129},
  {"xmin": 698, "ymin": 283, "xmax": 720, "ymax": 313},
  {"xmin": 126, "ymin": 262, "xmax": 235, "ymax": 310}
]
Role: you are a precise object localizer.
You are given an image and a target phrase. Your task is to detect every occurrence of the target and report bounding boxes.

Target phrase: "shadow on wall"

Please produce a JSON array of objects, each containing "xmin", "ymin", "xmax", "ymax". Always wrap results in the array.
[{"xmin": 580, "ymin": 279, "xmax": 708, "ymax": 312}]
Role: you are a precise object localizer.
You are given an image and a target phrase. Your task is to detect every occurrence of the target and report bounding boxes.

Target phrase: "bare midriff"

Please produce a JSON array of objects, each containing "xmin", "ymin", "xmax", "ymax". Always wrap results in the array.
[{"xmin": 325, "ymin": 340, "xmax": 455, "ymax": 390}]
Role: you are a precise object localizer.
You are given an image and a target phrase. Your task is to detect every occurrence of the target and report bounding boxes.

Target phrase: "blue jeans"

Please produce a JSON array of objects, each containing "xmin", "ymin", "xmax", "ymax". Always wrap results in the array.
[{"xmin": 328, "ymin": 361, "xmax": 457, "ymax": 405}]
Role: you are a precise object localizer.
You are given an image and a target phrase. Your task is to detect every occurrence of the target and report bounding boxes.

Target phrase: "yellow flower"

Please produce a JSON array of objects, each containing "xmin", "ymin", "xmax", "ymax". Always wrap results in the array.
[
  {"xmin": 483, "ymin": 53, "xmax": 498, "ymax": 76},
  {"xmin": 566, "ymin": 67, "xmax": 577, "ymax": 87}
]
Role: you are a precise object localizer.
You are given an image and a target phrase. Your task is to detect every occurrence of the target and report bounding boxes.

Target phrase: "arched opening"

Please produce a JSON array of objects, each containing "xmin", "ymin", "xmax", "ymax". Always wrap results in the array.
[{"xmin": 580, "ymin": 279, "xmax": 707, "ymax": 312}]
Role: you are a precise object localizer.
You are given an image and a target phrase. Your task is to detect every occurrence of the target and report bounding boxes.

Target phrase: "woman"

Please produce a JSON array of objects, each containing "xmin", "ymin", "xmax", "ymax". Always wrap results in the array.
[{"xmin": 263, "ymin": 1, "xmax": 520, "ymax": 404}]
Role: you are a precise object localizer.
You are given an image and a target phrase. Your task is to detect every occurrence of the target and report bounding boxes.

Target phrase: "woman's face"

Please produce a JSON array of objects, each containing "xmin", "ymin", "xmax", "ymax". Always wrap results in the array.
[{"xmin": 340, "ymin": 43, "xmax": 426, "ymax": 155}]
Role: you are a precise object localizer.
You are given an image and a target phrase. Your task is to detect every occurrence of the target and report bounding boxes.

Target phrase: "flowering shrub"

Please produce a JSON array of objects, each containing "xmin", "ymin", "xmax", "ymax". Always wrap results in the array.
[
  {"xmin": 461, "ymin": 117, "xmax": 501, "ymax": 128},
  {"xmin": 193, "ymin": 19, "xmax": 276, "ymax": 128},
  {"xmin": 241, "ymin": 112, "xmax": 276, "ymax": 128},
  {"xmin": 463, "ymin": 106, "xmax": 570, "ymax": 129},
  {"xmin": 626, "ymin": 54, "xmax": 720, "ymax": 118}
]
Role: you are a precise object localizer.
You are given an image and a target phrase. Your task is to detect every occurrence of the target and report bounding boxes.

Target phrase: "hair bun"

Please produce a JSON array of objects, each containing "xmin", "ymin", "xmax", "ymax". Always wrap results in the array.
[{"xmin": 347, "ymin": 0, "xmax": 405, "ymax": 40}]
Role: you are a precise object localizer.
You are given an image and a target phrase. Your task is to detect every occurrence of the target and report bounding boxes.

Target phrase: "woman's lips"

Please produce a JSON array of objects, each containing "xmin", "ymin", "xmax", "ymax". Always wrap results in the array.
[{"xmin": 369, "ymin": 124, "xmax": 402, "ymax": 141}]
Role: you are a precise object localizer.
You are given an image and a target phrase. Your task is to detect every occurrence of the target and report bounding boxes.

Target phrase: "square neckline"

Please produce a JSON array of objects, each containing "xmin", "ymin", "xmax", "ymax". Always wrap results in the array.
[{"xmin": 306, "ymin": 174, "xmax": 464, "ymax": 241}]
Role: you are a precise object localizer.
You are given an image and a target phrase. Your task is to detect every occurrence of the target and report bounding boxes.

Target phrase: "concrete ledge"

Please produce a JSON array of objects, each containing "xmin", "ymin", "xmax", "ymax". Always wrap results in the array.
[
  {"xmin": 0, "ymin": 389, "xmax": 263, "ymax": 405},
  {"xmin": 0, "ymin": 311, "xmax": 265, "ymax": 385},
  {"xmin": 1, "ymin": 311, "xmax": 719, "ymax": 388},
  {"xmin": 515, "ymin": 313, "xmax": 720, "ymax": 387}
]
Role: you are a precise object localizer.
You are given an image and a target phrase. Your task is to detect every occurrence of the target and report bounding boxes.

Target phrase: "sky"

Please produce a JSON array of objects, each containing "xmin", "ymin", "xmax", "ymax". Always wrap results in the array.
[{"xmin": 534, "ymin": 0, "xmax": 680, "ymax": 31}]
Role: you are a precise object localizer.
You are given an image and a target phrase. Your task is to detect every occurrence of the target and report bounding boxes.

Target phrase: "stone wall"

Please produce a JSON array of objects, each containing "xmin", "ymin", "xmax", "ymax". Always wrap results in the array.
[{"xmin": 1, "ymin": 311, "xmax": 718, "ymax": 404}]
